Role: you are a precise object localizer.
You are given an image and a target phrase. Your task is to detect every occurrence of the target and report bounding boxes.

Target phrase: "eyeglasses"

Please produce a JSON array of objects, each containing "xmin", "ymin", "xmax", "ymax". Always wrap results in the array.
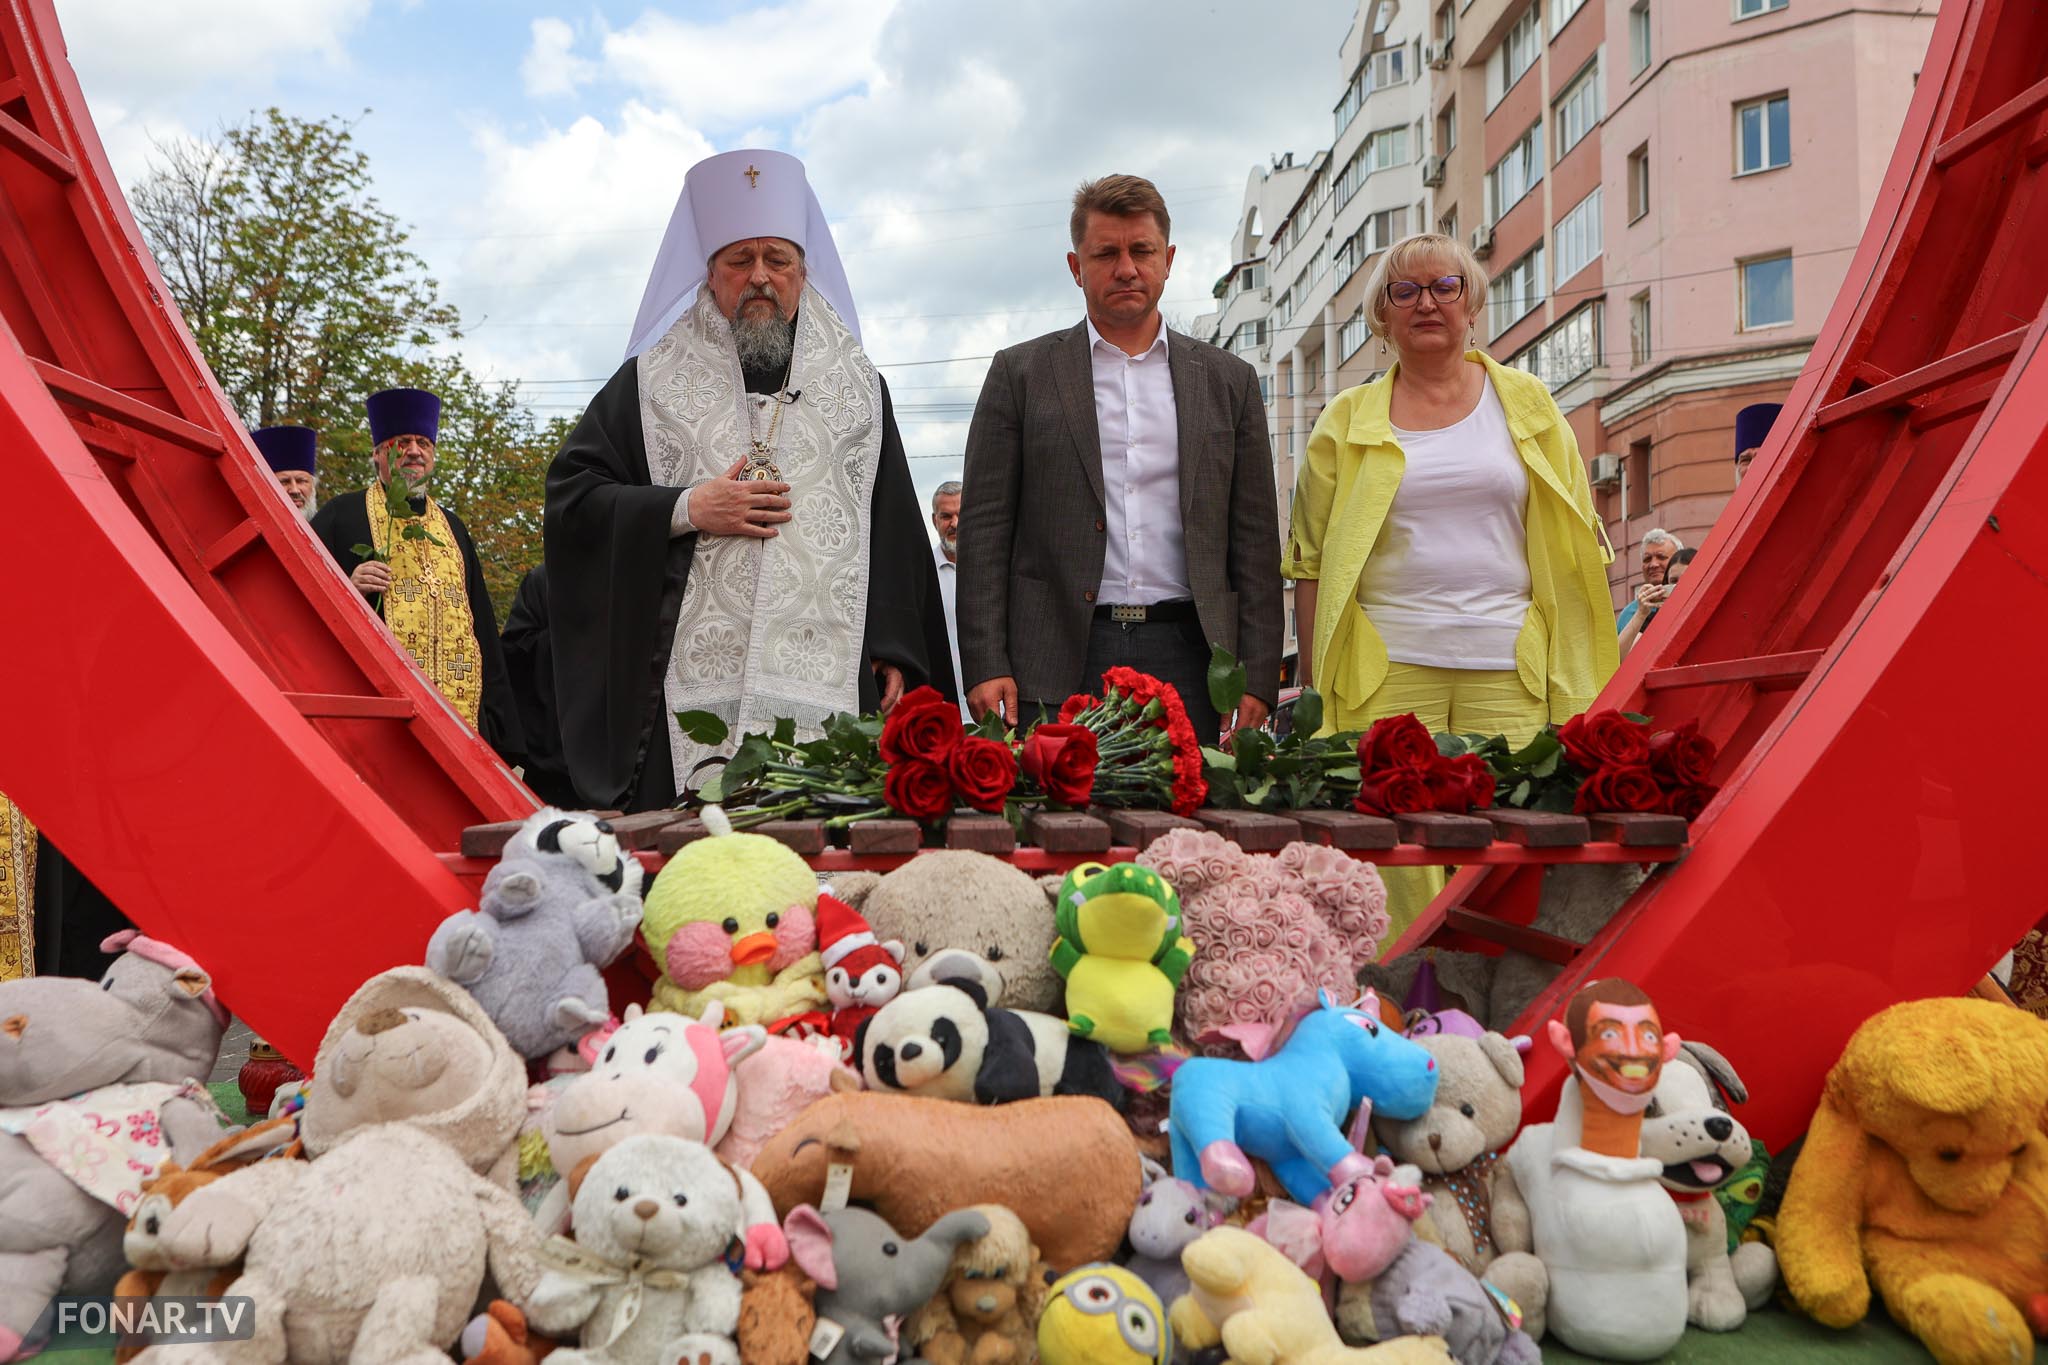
[{"xmin": 1386, "ymin": 275, "xmax": 1466, "ymax": 308}]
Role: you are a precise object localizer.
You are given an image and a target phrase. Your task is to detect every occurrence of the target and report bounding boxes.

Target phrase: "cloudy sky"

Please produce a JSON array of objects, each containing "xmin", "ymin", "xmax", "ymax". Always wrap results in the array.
[{"xmin": 53, "ymin": 0, "xmax": 1355, "ymax": 518}]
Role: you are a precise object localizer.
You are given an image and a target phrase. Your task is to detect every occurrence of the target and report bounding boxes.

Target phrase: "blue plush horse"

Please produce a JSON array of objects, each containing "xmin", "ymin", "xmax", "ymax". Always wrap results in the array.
[{"xmin": 1168, "ymin": 990, "xmax": 1439, "ymax": 1204}]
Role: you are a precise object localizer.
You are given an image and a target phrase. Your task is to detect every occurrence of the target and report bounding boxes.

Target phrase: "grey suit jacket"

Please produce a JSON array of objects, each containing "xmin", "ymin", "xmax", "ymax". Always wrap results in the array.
[{"xmin": 957, "ymin": 320, "xmax": 1283, "ymax": 706}]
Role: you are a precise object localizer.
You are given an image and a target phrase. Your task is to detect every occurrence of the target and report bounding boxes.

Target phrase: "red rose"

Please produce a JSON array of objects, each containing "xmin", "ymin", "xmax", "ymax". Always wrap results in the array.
[
  {"xmin": 1557, "ymin": 710, "xmax": 1651, "ymax": 771},
  {"xmin": 1058, "ymin": 694, "xmax": 1099, "ymax": 723},
  {"xmin": 1358, "ymin": 713, "xmax": 1439, "ymax": 775},
  {"xmin": 1573, "ymin": 764, "xmax": 1668, "ymax": 814},
  {"xmin": 884, "ymin": 758, "xmax": 954, "ymax": 822},
  {"xmin": 947, "ymin": 736, "xmax": 1017, "ymax": 813},
  {"xmin": 1020, "ymin": 724, "xmax": 1099, "ymax": 807},
  {"xmin": 1429, "ymin": 754, "xmax": 1497, "ymax": 812},
  {"xmin": 880, "ymin": 687, "xmax": 963, "ymax": 764},
  {"xmin": 1648, "ymin": 720, "xmax": 1717, "ymax": 788},
  {"xmin": 1354, "ymin": 767, "xmax": 1436, "ymax": 817},
  {"xmin": 1667, "ymin": 783, "xmax": 1719, "ymax": 821}
]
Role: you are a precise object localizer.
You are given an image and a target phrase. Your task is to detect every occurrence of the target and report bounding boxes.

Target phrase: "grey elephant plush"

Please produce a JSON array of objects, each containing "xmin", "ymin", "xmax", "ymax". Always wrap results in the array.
[
  {"xmin": 0, "ymin": 931, "xmax": 233, "ymax": 1359},
  {"xmin": 426, "ymin": 809, "xmax": 643, "ymax": 1059},
  {"xmin": 782, "ymin": 1203, "xmax": 991, "ymax": 1365},
  {"xmin": 131, "ymin": 967, "xmax": 541, "ymax": 1365}
]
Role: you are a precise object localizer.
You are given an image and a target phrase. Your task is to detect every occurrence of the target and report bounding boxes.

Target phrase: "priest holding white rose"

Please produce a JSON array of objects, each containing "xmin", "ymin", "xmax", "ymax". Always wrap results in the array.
[{"xmin": 546, "ymin": 149, "xmax": 955, "ymax": 812}]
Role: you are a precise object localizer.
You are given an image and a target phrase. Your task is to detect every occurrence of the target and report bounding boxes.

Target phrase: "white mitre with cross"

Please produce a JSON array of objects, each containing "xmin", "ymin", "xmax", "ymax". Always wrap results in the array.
[{"xmin": 624, "ymin": 147, "xmax": 862, "ymax": 359}]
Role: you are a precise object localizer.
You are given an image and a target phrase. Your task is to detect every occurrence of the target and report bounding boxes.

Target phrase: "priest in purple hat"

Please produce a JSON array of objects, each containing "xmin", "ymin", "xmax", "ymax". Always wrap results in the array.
[
  {"xmin": 1733, "ymin": 401, "xmax": 1781, "ymax": 486},
  {"xmin": 310, "ymin": 387, "xmax": 521, "ymax": 761},
  {"xmin": 252, "ymin": 424, "xmax": 320, "ymax": 518},
  {"xmin": 545, "ymin": 148, "xmax": 955, "ymax": 811}
]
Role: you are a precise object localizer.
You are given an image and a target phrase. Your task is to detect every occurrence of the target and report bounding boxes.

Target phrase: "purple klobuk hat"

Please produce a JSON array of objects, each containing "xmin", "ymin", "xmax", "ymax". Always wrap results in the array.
[
  {"xmin": 251, "ymin": 424, "xmax": 316, "ymax": 475},
  {"xmin": 1734, "ymin": 402, "xmax": 1783, "ymax": 460},
  {"xmin": 365, "ymin": 387, "xmax": 440, "ymax": 447}
]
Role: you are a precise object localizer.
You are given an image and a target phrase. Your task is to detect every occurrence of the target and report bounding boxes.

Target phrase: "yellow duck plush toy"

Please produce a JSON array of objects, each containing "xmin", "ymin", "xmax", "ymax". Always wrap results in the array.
[
  {"xmin": 1168, "ymin": 1226, "xmax": 1453, "ymax": 1364},
  {"xmin": 1777, "ymin": 996, "xmax": 2048, "ymax": 1365},
  {"xmin": 639, "ymin": 806, "xmax": 827, "ymax": 1026},
  {"xmin": 1038, "ymin": 1264, "xmax": 1171, "ymax": 1365},
  {"xmin": 1050, "ymin": 862, "xmax": 1194, "ymax": 1053}
]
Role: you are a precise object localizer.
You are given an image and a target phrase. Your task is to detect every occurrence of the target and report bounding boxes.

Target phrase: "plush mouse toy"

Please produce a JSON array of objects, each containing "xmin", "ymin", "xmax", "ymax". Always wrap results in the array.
[
  {"xmin": 1124, "ymin": 1156, "xmax": 1233, "ymax": 1308},
  {"xmin": 427, "ymin": 809, "xmax": 644, "ymax": 1060},
  {"xmin": 854, "ymin": 969, "xmax": 1123, "ymax": 1109}
]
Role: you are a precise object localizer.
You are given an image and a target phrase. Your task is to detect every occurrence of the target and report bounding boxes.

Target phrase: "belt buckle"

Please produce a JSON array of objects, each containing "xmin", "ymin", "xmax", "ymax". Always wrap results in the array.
[{"xmin": 1109, "ymin": 604, "xmax": 1147, "ymax": 624}]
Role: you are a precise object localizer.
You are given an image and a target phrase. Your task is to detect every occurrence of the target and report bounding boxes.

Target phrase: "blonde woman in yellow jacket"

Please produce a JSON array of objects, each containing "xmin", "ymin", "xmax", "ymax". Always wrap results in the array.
[{"xmin": 1285, "ymin": 233, "xmax": 1617, "ymax": 939}]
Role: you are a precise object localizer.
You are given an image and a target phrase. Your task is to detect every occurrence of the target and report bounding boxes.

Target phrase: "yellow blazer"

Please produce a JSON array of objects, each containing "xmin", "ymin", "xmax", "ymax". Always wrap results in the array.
[{"xmin": 1283, "ymin": 352, "xmax": 1617, "ymax": 728}]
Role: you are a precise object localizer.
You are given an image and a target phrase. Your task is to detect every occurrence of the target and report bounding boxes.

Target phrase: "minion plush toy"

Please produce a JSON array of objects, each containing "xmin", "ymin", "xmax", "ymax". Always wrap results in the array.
[
  {"xmin": 1050, "ymin": 862, "xmax": 1194, "ymax": 1053},
  {"xmin": 1037, "ymin": 1264, "xmax": 1171, "ymax": 1365}
]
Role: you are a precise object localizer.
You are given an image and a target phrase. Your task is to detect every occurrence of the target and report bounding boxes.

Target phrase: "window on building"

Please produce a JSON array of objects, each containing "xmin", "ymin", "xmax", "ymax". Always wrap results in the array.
[
  {"xmin": 1736, "ymin": 0, "xmax": 1788, "ymax": 17},
  {"xmin": 1436, "ymin": 100, "xmax": 1458, "ymax": 153},
  {"xmin": 1229, "ymin": 319, "xmax": 1268, "ymax": 356},
  {"xmin": 1238, "ymin": 262, "xmax": 1265, "ymax": 294},
  {"xmin": 1490, "ymin": 244, "xmax": 1546, "ymax": 338},
  {"xmin": 1304, "ymin": 352, "xmax": 1323, "ymax": 395},
  {"xmin": 1626, "ymin": 439, "xmax": 1652, "ymax": 518},
  {"xmin": 1259, "ymin": 374, "xmax": 1274, "ymax": 405},
  {"xmin": 1439, "ymin": 206, "xmax": 1460, "ymax": 241},
  {"xmin": 1740, "ymin": 252, "xmax": 1794, "ymax": 329},
  {"xmin": 1552, "ymin": 0, "xmax": 1589, "ymax": 35},
  {"xmin": 1308, "ymin": 238, "xmax": 1330, "ymax": 286},
  {"xmin": 1735, "ymin": 93, "xmax": 1791, "ymax": 174},
  {"xmin": 1486, "ymin": 120, "xmax": 1545, "ymax": 223},
  {"xmin": 1373, "ymin": 47, "xmax": 1408, "ymax": 90},
  {"xmin": 1275, "ymin": 288, "xmax": 1294, "ymax": 326},
  {"xmin": 1334, "ymin": 147, "xmax": 1367, "ymax": 209},
  {"xmin": 1368, "ymin": 125, "xmax": 1411, "ymax": 172},
  {"xmin": 1630, "ymin": 289, "xmax": 1652, "ymax": 365},
  {"xmin": 1487, "ymin": 5, "xmax": 1542, "ymax": 110},
  {"xmin": 1512, "ymin": 303, "xmax": 1601, "ymax": 391},
  {"xmin": 1628, "ymin": 142, "xmax": 1651, "ymax": 221},
  {"xmin": 1554, "ymin": 188, "xmax": 1603, "ymax": 287},
  {"xmin": 1630, "ymin": 0, "xmax": 1653, "ymax": 76},
  {"xmin": 1368, "ymin": 207, "xmax": 1409, "ymax": 254},
  {"xmin": 1334, "ymin": 44, "xmax": 1413, "ymax": 137},
  {"xmin": 1554, "ymin": 58, "xmax": 1603, "ymax": 158},
  {"xmin": 1435, "ymin": 1, "xmax": 1456, "ymax": 43},
  {"xmin": 1340, "ymin": 307, "xmax": 1372, "ymax": 360}
]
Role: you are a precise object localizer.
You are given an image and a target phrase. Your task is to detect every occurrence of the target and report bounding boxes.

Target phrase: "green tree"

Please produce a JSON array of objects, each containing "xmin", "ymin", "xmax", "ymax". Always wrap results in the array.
[{"xmin": 132, "ymin": 108, "xmax": 556, "ymax": 625}]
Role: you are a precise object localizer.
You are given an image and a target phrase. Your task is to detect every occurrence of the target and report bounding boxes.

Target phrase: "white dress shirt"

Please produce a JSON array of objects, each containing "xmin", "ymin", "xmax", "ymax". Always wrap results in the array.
[
  {"xmin": 1087, "ymin": 319, "xmax": 1191, "ymax": 604},
  {"xmin": 934, "ymin": 549, "xmax": 970, "ymax": 718}
]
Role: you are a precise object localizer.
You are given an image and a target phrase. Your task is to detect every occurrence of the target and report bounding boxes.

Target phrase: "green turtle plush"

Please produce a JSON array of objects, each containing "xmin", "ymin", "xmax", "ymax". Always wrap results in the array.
[{"xmin": 1050, "ymin": 862, "xmax": 1194, "ymax": 1053}]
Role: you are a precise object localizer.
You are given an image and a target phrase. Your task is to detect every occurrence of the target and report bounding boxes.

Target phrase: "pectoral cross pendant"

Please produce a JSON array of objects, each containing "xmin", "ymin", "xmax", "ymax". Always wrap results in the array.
[{"xmin": 744, "ymin": 440, "xmax": 781, "ymax": 482}]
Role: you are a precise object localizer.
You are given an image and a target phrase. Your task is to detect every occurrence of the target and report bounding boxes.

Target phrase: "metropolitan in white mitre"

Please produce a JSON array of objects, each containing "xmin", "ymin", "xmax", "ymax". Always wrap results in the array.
[{"xmin": 544, "ymin": 149, "xmax": 956, "ymax": 812}]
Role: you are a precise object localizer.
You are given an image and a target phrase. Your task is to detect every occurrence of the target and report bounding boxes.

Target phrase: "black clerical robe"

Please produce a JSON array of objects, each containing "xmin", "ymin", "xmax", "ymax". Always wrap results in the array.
[
  {"xmin": 546, "ymin": 362, "xmax": 955, "ymax": 813},
  {"xmin": 501, "ymin": 564, "xmax": 578, "ymax": 808},
  {"xmin": 310, "ymin": 488, "xmax": 522, "ymax": 763}
]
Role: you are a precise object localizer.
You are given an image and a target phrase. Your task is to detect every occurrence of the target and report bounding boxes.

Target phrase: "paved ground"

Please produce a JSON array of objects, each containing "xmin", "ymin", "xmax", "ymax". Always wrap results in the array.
[{"xmin": 209, "ymin": 1016, "xmax": 255, "ymax": 1084}]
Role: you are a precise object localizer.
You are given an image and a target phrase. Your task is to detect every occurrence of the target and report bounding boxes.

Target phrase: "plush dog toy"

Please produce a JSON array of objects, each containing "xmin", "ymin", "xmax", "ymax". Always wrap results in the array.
[
  {"xmin": 831, "ymin": 852, "xmax": 1063, "ymax": 1011},
  {"xmin": 428, "ymin": 809, "xmax": 643, "ymax": 1060},
  {"xmin": 1639, "ymin": 1041, "xmax": 1776, "ymax": 1330},
  {"xmin": 640, "ymin": 806, "xmax": 826, "ymax": 1026},
  {"xmin": 1777, "ymin": 997, "xmax": 2048, "ymax": 1365},
  {"xmin": 0, "ymin": 931, "xmax": 234, "ymax": 1360},
  {"xmin": 1050, "ymin": 861, "xmax": 1193, "ymax": 1053},
  {"xmin": 1037, "ymin": 1265, "xmax": 1171, "ymax": 1365},
  {"xmin": 855, "ymin": 969, "xmax": 1123, "ymax": 1108},
  {"xmin": 751, "ymin": 1091, "xmax": 1140, "ymax": 1270},
  {"xmin": 905, "ymin": 1203, "xmax": 1050, "ymax": 1365},
  {"xmin": 1168, "ymin": 990, "xmax": 1439, "ymax": 1204},
  {"xmin": 523, "ymin": 1134, "xmax": 746, "ymax": 1364},
  {"xmin": 783, "ymin": 1203, "xmax": 990, "ymax": 1365}
]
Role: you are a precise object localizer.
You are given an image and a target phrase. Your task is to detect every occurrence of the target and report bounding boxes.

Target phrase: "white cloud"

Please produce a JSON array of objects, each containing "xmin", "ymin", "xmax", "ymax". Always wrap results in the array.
[
  {"xmin": 521, "ymin": 17, "xmax": 597, "ymax": 100},
  {"xmin": 54, "ymin": 0, "xmax": 369, "ymax": 102}
]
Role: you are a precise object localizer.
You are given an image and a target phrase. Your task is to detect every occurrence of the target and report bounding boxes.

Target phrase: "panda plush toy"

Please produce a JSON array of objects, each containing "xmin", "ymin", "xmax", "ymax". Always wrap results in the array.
[{"xmin": 854, "ymin": 966, "xmax": 1124, "ymax": 1109}]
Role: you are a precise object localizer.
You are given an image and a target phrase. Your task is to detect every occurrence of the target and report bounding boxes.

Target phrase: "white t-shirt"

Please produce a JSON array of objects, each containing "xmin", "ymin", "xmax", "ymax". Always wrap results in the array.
[{"xmin": 1355, "ymin": 376, "xmax": 1532, "ymax": 670}]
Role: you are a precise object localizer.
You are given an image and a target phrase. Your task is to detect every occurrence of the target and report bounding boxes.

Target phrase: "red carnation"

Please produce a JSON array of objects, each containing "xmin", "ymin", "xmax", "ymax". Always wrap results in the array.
[
  {"xmin": 1667, "ymin": 783, "xmax": 1719, "ymax": 821},
  {"xmin": 1649, "ymin": 720, "xmax": 1717, "ymax": 788},
  {"xmin": 1355, "ymin": 767, "xmax": 1437, "ymax": 817},
  {"xmin": 1557, "ymin": 710, "xmax": 1651, "ymax": 771},
  {"xmin": 883, "ymin": 758, "xmax": 954, "ymax": 823},
  {"xmin": 947, "ymin": 736, "xmax": 1018, "ymax": 813},
  {"xmin": 1430, "ymin": 753, "xmax": 1497, "ymax": 813},
  {"xmin": 1573, "ymin": 764, "xmax": 1667, "ymax": 814},
  {"xmin": 1020, "ymin": 724, "xmax": 1099, "ymax": 807},
  {"xmin": 880, "ymin": 687, "xmax": 963, "ymax": 765},
  {"xmin": 1358, "ymin": 713, "xmax": 1439, "ymax": 775},
  {"xmin": 1058, "ymin": 694, "xmax": 1099, "ymax": 723}
]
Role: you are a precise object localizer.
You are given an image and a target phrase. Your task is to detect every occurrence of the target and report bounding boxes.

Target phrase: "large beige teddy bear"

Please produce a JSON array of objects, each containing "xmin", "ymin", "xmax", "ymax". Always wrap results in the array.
[
  {"xmin": 833, "ymin": 853, "xmax": 1060, "ymax": 1012},
  {"xmin": 134, "ymin": 967, "xmax": 541, "ymax": 1365}
]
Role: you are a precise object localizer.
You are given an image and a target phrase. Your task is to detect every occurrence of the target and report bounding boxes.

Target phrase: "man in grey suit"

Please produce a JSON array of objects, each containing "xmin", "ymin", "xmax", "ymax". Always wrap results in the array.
[{"xmin": 957, "ymin": 174, "xmax": 1282, "ymax": 745}]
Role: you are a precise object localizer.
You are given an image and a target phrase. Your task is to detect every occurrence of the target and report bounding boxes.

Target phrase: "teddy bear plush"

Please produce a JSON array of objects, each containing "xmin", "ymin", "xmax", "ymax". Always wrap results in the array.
[
  {"xmin": 832, "ymin": 851, "xmax": 1062, "ymax": 1012},
  {"xmin": 427, "ymin": 809, "xmax": 643, "ymax": 1060},
  {"xmin": 1778, "ymin": 997, "xmax": 2048, "ymax": 1365},
  {"xmin": 1368, "ymin": 1022, "xmax": 1548, "ymax": 1339},
  {"xmin": 0, "ymin": 931, "xmax": 234, "ymax": 1360},
  {"xmin": 130, "ymin": 966, "xmax": 542, "ymax": 1365},
  {"xmin": 854, "ymin": 971, "xmax": 1123, "ymax": 1108},
  {"xmin": 905, "ymin": 1204, "xmax": 1051, "ymax": 1365},
  {"xmin": 523, "ymin": 1134, "xmax": 746, "ymax": 1365}
]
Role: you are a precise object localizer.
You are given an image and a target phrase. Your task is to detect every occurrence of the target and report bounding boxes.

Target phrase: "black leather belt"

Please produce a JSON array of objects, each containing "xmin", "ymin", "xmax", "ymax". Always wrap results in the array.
[{"xmin": 1094, "ymin": 599, "xmax": 1198, "ymax": 624}]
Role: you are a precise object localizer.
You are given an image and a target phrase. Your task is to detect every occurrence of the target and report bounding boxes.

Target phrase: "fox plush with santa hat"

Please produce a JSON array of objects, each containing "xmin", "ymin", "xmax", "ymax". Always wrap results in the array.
[{"xmin": 817, "ymin": 894, "xmax": 906, "ymax": 1061}]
